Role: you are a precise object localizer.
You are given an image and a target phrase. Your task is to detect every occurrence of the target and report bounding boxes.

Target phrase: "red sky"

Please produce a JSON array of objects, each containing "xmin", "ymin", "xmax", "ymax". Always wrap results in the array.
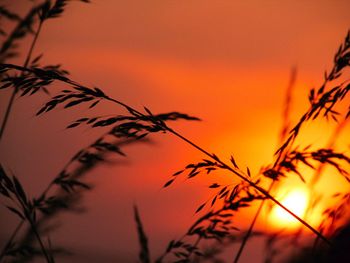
[{"xmin": 0, "ymin": 1, "xmax": 350, "ymax": 262}]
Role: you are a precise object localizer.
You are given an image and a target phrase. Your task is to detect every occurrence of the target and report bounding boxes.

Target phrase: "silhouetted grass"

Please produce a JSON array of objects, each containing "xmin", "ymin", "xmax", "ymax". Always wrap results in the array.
[
  {"xmin": 0, "ymin": 1, "xmax": 349, "ymax": 263},
  {"xmin": 3, "ymin": 60, "xmax": 332, "ymax": 239},
  {"xmin": 134, "ymin": 205, "xmax": 151, "ymax": 263}
]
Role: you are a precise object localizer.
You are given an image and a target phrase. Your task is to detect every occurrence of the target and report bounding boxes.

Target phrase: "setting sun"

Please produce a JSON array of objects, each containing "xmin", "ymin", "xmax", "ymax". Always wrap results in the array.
[
  {"xmin": 270, "ymin": 189, "xmax": 309, "ymax": 228},
  {"xmin": 0, "ymin": 1, "xmax": 349, "ymax": 263}
]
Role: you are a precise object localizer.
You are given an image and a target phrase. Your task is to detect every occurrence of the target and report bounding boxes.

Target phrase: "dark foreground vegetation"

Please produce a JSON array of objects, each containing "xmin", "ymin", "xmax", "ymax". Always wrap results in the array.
[{"xmin": 0, "ymin": 1, "xmax": 349, "ymax": 262}]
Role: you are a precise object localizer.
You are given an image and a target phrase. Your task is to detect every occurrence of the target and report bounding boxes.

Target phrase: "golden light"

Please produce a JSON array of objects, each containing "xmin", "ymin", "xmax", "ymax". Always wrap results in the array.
[{"xmin": 270, "ymin": 188, "xmax": 309, "ymax": 229}]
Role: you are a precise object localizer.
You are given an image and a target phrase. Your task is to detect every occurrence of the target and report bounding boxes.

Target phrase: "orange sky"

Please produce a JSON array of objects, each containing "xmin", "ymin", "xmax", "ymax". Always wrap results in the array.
[{"xmin": 0, "ymin": 1, "xmax": 350, "ymax": 262}]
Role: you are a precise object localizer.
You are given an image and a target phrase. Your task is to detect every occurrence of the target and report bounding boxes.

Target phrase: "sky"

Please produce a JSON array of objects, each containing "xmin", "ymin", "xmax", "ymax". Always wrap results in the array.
[{"xmin": 0, "ymin": 0, "xmax": 350, "ymax": 262}]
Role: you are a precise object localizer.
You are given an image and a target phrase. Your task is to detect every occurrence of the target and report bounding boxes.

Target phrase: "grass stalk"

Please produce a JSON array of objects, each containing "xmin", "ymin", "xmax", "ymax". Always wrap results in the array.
[
  {"xmin": 3, "ymin": 63, "xmax": 331, "ymax": 245},
  {"xmin": 103, "ymin": 99, "xmax": 331, "ymax": 245},
  {"xmin": 233, "ymin": 182, "xmax": 275, "ymax": 263},
  {"xmin": 0, "ymin": 126, "xmax": 115, "ymax": 261},
  {"xmin": 0, "ymin": 20, "xmax": 43, "ymax": 140},
  {"xmin": 28, "ymin": 220, "xmax": 53, "ymax": 263},
  {"xmin": 233, "ymin": 68, "xmax": 297, "ymax": 262},
  {"xmin": 0, "ymin": 19, "xmax": 51, "ymax": 263},
  {"xmin": 0, "ymin": 220, "xmax": 24, "ymax": 261},
  {"xmin": 0, "ymin": 18, "xmax": 51, "ymax": 262},
  {"xmin": 1, "ymin": 62, "xmax": 333, "ymax": 246}
]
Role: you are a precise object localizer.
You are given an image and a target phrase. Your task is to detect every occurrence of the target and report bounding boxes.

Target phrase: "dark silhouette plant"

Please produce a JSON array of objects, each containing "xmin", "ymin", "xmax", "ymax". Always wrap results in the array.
[{"xmin": 0, "ymin": 1, "xmax": 349, "ymax": 263}]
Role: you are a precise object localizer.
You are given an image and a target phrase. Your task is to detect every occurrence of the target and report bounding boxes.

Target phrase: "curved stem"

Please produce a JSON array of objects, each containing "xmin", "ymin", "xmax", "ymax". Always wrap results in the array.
[
  {"xmin": 0, "ymin": 19, "xmax": 43, "ymax": 141},
  {"xmin": 105, "ymin": 96, "xmax": 331, "ymax": 245},
  {"xmin": 1, "ymin": 64, "xmax": 332, "ymax": 246},
  {"xmin": 0, "ymin": 124, "xmax": 115, "ymax": 262},
  {"xmin": 0, "ymin": 19, "xmax": 45, "ymax": 261}
]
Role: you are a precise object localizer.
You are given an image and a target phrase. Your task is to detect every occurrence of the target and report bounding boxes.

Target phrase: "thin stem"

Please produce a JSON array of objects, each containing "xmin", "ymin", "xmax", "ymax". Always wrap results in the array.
[
  {"xmin": 304, "ymin": 118, "xmax": 349, "ymax": 252},
  {"xmin": 0, "ymin": 19, "xmax": 46, "ymax": 262},
  {"xmin": 187, "ymin": 235, "xmax": 202, "ymax": 260},
  {"xmin": 0, "ymin": 19, "xmax": 43, "ymax": 140},
  {"xmin": 0, "ymin": 64, "xmax": 332, "ymax": 245},
  {"xmin": 233, "ymin": 181, "xmax": 275, "ymax": 263},
  {"xmin": 0, "ymin": 88, "xmax": 17, "ymax": 140},
  {"xmin": 23, "ymin": 20, "xmax": 43, "ymax": 69},
  {"xmin": 157, "ymin": 210, "xmax": 222, "ymax": 262},
  {"xmin": 0, "ymin": 181, "xmax": 54, "ymax": 263},
  {"xmin": 310, "ymin": 118, "xmax": 348, "ymax": 186},
  {"xmin": 105, "ymin": 97, "xmax": 331, "ymax": 245},
  {"xmin": 28, "ymin": 220, "xmax": 52, "ymax": 263},
  {"xmin": 14, "ymin": 188, "xmax": 52, "ymax": 263},
  {"xmin": 0, "ymin": 220, "xmax": 24, "ymax": 261},
  {"xmin": 233, "ymin": 68, "xmax": 297, "ymax": 263},
  {"xmin": 7, "ymin": 185, "xmax": 52, "ymax": 263},
  {"xmin": 0, "ymin": 125, "xmax": 115, "ymax": 262}
]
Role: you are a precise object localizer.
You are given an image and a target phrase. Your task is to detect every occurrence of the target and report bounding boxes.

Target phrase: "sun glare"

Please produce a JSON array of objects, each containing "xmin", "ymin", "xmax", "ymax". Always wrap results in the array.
[{"xmin": 270, "ymin": 189, "xmax": 309, "ymax": 228}]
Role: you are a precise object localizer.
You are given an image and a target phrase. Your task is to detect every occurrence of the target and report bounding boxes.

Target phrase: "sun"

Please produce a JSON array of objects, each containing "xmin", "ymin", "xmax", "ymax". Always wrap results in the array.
[{"xmin": 270, "ymin": 188, "xmax": 309, "ymax": 228}]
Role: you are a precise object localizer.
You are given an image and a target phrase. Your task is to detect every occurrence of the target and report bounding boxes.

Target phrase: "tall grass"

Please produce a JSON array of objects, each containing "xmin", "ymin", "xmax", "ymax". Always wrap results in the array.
[{"xmin": 0, "ymin": 1, "xmax": 349, "ymax": 262}]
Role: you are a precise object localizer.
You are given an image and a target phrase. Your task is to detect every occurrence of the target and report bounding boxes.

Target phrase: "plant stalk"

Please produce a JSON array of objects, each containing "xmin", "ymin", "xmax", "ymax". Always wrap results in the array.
[
  {"xmin": 0, "ymin": 19, "xmax": 47, "ymax": 262},
  {"xmin": 0, "ymin": 220, "xmax": 24, "ymax": 261},
  {"xmin": 233, "ymin": 181, "xmax": 275, "ymax": 263},
  {"xmin": 104, "ymin": 97, "xmax": 331, "ymax": 245},
  {"xmin": 0, "ymin": 64, "xmax": 332, "ymax": 246},
  {"xmin": 28, "ymin": 220, "xmax": 53, "ymax": 263},
  {"xmin": 0, "ymin": 19, "xmax": 43, "ymax": 140},
  {"xmin": 233, "ymin": 68, "xmax": 297, "ymax": 262}
]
